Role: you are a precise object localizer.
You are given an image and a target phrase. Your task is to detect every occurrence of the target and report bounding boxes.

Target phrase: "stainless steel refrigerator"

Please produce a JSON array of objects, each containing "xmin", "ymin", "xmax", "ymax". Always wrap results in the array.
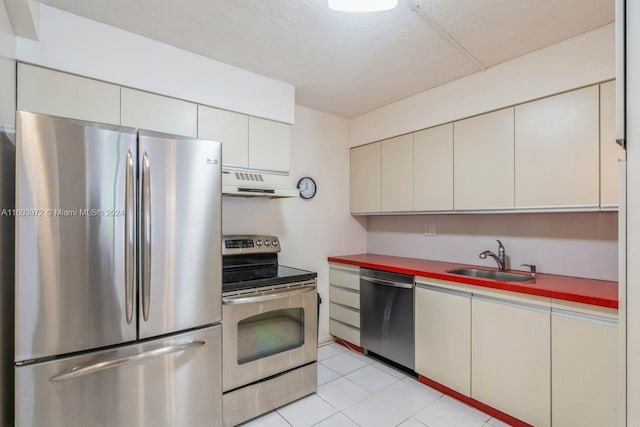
[{"xmin": 14, "ymin": 111, "xmax": 222, "ymax": 427}]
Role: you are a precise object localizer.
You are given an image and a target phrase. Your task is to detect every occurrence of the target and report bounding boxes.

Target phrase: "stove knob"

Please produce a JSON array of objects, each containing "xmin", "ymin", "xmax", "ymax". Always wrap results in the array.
[
  {"xmin": 264, "ymin": 240, "xmax": 271, "ymax": 247},
  {"xmin": 272, "ymin": 240, "xmax": 278, "ymax": 246},
  {"xmin": 256, "ymin": 240, "xmax": 262, "ymax": 247}
]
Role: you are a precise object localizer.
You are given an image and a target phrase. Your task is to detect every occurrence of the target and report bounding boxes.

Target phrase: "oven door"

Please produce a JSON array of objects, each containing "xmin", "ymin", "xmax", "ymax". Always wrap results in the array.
[{"xmin": 222, "ymin": 281, "xmax": 317, "ymax": 392}]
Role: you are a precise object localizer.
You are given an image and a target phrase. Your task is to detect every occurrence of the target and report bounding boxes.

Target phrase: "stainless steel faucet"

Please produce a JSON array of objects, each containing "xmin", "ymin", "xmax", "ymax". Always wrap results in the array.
[{"xmin": 479, "ymin": 240, "xmax": 506, "ymax": 271}]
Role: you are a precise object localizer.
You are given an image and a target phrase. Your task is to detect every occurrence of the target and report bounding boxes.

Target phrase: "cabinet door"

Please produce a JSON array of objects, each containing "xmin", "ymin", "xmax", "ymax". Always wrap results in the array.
[
  {"xmin": 472, "ymin": 295, "xmax": 550, "ymax": 427},
  {"xmin": 552, "ymin": 311, "xmax": 617, "ymax": 426},
  {"xmin": 121, "ymin": 88, "xmax": 197, "ymax": 137},
  {"xmin": 381, "ymin": 134, "xmax": 413, "ymax": 212},
  {"xmin": 454, "ymin": 108, "xmax": 514, "ymax": 210},
  {"xmin": 350, "ymin": 142, "xmax": 381, "ymax": 214},
  {"xmin": 600, "ymin": 81, "xmax": 626, "ymax": 209},
  {"xmin": 413, "ymin": 124, "xmax": 453, "ymax": 211},
  {"xmin": 248, "ymin": 117, "xmax": 290, "ymax": 172},
  {"xmin": 415, "ymin": 284, "xmax": 470, "ymax": 395},
  {"xmin": 515, "ymin": 86, "xmax": 599, "ymax": 209},
  {"xmin": 198, "ymin": 105, "xmax": 249, "ymax": 168},
  {"xmin": 329, "ymin": 264, "xmax": 361, "ymax": 346},
  {"xmin": 17, "ymin": 63, "xmax": 120, "ymax": 125}
]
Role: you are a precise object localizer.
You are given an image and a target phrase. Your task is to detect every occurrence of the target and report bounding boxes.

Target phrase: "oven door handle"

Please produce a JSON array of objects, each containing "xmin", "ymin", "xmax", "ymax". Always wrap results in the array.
[{"xmin": 222, "ymin": 285, "xmax": 316, "ymax": 305}]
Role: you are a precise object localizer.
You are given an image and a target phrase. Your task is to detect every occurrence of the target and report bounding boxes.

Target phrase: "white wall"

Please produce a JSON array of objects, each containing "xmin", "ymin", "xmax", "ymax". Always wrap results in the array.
[
  {"xmin": 13, "ymin": 4, "xmax": 295, "ymax": 123},
  {"xmin": 222, "ymin": 105, "xmax": 367, "ymax": 341},
  {"xmin": 350, "ymin": 23, "xmax": 615, "ymax": 146},
  {"xmin": 367, "ymin": 212, "xmax": 618, "ymax": 281},
  {"xmin": 624, "ymin": 0, "xmax": 640, "ymax": 422},
  {"xmin": 0, "ymin": 0, "xmax": 13, "ymax": 58}
]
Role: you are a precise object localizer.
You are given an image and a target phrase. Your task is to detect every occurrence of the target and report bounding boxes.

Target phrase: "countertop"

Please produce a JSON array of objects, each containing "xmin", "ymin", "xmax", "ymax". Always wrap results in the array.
[{"xmin": 327, "ymin": 254, "xmax": 618, "ymax": 309}]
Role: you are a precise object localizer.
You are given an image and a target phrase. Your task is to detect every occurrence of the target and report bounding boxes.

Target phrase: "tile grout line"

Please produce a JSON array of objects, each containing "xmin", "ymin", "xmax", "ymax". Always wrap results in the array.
[{"xmin": 272, "ymin": 341, "xmax": 494, "ymax": 427}]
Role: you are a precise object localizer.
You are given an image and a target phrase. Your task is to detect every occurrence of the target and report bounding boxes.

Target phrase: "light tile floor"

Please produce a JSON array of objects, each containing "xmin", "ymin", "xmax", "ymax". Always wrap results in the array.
[{"xmin": 240, "ymin": 342, "xmax": 508, "ymax": 427}]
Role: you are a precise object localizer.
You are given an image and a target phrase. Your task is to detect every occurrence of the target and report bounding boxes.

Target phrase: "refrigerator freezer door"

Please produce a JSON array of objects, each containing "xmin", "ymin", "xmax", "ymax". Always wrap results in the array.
[
  {"xmin": 16, "ymin": 325, "xmax": 222, "ymax": 427},
  {"xmin": 15, "ymin": 112, "xmax": 138, "ymax": 361},
  {"xmin": 138, "ymin": 130, "xmax": 221, "ymax": 339}
]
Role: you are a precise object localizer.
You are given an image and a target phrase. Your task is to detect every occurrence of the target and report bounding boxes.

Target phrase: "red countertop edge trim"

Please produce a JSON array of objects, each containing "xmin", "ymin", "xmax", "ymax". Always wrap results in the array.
[
  {"xmin": 328, "ymin": 256, "xmax": 618, "ymax": 309},
  {"xmin": 418, "ymin": 375, "xmax": 533, "ymax": 427},
  {"xmin": 334, "ymin": 338, "xmax": 364, "ymax": 353}
]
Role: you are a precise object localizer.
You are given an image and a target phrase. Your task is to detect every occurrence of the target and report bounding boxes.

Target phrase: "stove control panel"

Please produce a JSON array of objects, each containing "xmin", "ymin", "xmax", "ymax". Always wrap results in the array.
[{"xmin": 222, "ymin": 235, "xmax": 281, "ymax": 255}]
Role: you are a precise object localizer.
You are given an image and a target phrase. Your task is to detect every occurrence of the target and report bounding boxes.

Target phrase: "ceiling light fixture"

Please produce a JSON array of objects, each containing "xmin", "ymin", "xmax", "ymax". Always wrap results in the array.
[{"xmin": 328, "ymin": 0, "xmax": 398, "ymax": 13}]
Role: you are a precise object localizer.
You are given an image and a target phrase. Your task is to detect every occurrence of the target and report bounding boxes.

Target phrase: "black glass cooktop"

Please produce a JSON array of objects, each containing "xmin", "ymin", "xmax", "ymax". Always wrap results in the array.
[{"xmin": 222, "ymin": 265, "xmax": 317, "ymax": 292}]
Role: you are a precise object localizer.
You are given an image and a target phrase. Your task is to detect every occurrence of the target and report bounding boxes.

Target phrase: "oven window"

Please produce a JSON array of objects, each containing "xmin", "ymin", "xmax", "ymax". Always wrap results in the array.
[{"xmin": 237, "ymin": 308, "xmax": 305, "ymax": 364}]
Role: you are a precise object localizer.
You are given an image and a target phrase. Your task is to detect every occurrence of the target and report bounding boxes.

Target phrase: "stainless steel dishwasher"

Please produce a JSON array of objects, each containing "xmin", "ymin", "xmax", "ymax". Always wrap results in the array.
[{"xmin": 360, "ymin": 268, "xmax": 415, "ymax": 370}]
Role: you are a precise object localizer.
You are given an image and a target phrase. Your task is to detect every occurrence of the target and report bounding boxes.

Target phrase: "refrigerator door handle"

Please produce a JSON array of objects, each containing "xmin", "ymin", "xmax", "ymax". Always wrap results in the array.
[
  {"xmin": 49, "ymin": 340, "xmax": 205, "ymax": 382},
  {"xmin": 141, "ymin": 152, "xmax": 152, "ymax": 321},
  {"xmin": 125, "ymin": 150, "xmax": 135, "ymax": 324}
]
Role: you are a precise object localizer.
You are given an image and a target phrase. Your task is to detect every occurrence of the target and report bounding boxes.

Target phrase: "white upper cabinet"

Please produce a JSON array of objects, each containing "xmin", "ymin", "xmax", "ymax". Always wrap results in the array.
[
  {"xmin": 198, "ymin": 106, "xmax": 249, "ymax": 168},
  {"xmin": 515, "ymin": 86, "xmax": 599, "ymax": 209},
  {"xmin": 600, "ymin": 81, "xmax": 625, "ymax": 209},
  {"xmin": 121, "ymin": 88, "xmax": 197, "ymax": 137},
  {"xmin": 17, "ymin": 63, "xmax": 120, "ymax": 125},
  {"xmin": 454, "ymin": 108, "xmax": 515, "ymax": 210},
  {"xmin": 350, "ymin": 142, "xmax": 381, "ymax": 214},
  {"xmin": 413, "ymin": 123, "xmax": 454, "ymax": 211},
  {"xmin": 248, "ymin": 117, "xmax": 290, "ymax": 173},
  {"xmin": 381, "ymin": 134, "xmax": 413, "ymax": 212}
]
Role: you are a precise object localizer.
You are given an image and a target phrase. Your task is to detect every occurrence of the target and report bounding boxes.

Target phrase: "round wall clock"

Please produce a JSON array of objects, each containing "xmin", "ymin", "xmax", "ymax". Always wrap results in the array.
[{"xmin": 297, "ymin": 177, "xmax": 317, "ymax": 200}]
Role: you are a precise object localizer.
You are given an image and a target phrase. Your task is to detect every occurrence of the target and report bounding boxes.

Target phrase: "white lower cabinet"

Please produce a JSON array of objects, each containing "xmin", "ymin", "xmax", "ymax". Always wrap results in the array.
[
  {"xmin": 471, "ymin": 293, "xmax": 551, "ymax": 427},
  {"xmin": 551, "ymin": 303, "xmax": 618, "ymax": 427},
  {"xmin": 328, "ymin": 263, "xmax": 361, "ymax": 345},
  {"xmin": 415, "ymin": 280, "xmax": 471, "ymax": 395},
  {"xmin": 411, "ymin": 278, "xmax": 618, "ymax": 426}
]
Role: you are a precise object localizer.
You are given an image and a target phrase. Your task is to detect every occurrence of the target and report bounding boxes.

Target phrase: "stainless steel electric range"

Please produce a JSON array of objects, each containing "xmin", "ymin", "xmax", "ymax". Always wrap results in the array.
[{"xmin": 221, "ymin": 235, "xmax": 318, "ymax": 427}]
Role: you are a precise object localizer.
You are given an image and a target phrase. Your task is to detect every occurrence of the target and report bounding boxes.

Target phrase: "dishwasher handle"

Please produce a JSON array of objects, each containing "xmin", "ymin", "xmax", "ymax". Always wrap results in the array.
[{"xmin": 361, "ymin": 276, "xmax": 414, "ymax": 289}]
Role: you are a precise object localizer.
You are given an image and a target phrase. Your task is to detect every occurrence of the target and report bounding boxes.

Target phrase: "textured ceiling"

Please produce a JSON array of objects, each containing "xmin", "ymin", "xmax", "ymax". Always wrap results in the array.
[{"xmin": 40, "ymin": 0, "xmax": 614, "ymax": 117}]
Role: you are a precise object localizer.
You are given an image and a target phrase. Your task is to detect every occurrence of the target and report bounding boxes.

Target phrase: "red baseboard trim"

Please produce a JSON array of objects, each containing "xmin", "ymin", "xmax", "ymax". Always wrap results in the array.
[
  {"xmin": 334, "ymin": 338, "xmax": 364, "ymax": 353},
  {"xmin": 418, "ymin": 375, "xmax": 533, "ymax": 427}
]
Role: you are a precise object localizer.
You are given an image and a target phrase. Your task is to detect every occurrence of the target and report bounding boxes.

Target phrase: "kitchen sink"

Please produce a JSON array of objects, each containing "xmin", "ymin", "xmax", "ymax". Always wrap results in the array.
[{"xmin": 447, "ymin": 268, "xmax": 534, "ymax": 283}]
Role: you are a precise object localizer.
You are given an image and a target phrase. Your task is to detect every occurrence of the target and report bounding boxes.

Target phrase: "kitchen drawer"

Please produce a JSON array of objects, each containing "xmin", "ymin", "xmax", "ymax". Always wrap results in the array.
[
  {"xmin": 329, "ymin": 265, "xmax": 360, "ymax": 291},
  {"xmin": 330, "ymin": 303, "xmax": 360, "ymax": 328},
  {"xmin": 329, "ymin": 319, "xmax": 360, "ymax": 346},
  {"xmin": 330, "ymin": 285, "xmax": 360, "ymax": 309}
]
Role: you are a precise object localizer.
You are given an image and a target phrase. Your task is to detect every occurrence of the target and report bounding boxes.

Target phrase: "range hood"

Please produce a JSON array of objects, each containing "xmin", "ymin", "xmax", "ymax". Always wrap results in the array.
[{"xmin": 222, "ymin": 168, "xmax": 298, "ymax": 198}]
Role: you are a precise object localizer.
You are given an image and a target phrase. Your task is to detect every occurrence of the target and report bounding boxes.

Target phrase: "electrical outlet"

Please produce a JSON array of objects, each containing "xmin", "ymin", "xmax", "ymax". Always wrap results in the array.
[{"xmin": 424, "ymin": 224, "xmax": 437, "ymax": 236}]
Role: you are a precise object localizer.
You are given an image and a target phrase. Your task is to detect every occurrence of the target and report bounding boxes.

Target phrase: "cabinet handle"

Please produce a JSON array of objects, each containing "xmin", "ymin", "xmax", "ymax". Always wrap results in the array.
[
  {"xmin": 473, "ymin": 294, "xmax": 550, "ymax": 314},
  {"xmin": 416, "ymin": 283, "xmax": 471, "ymax": 298},
  {"xmin": 330, "ymin": 318, "xmax": 360, "ymax": 331},
  {"xmin": 330, "ymin": 266, "xmax": 360, "ymax": 274},
  {"xmin": 552, "ymin": 309, "xmax": 618, "ymax": 326},
  {"xmin": 361, "ymin": 276, "xmax": 414, "ymax": 289}
]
